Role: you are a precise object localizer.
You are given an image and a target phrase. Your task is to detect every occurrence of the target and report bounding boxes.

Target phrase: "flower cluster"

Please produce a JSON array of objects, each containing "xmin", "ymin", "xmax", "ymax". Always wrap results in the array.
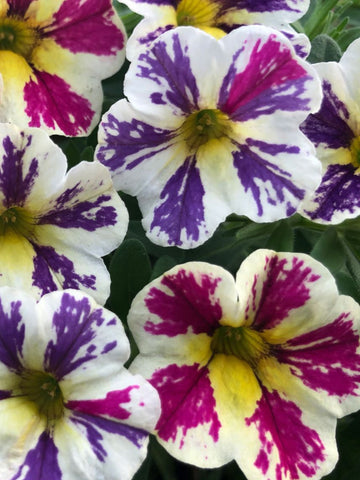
[{"xmin": 0, "ymin": 1, "xmax": 359, "ymax": 480}]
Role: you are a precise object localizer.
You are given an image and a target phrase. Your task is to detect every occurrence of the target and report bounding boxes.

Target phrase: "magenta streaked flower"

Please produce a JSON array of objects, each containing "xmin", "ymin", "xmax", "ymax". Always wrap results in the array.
[
  {"xmin": 120, "ymin": 0, "xmax": 310, "ymax": 60},
  {"xmin": 96, "ymin": 26, "xmax": 322, "ymax": 248},
  {"xmin": 0, "ymin": 0, "xmax": 126, "ymax": 136},
  {"xmin": 300, "ymin": 38, "xmax": 360, "ymax": 223},
  {"xmin": 128, "ymin": 250, "xmax": 360, "ymax": 480},
  {"xmin": 0, "ymin": 287, "xmax": 160, "ymax": 480},
  {"xmin": 0, "ymin": 123, "xmax": 128, "ymax": 304}
]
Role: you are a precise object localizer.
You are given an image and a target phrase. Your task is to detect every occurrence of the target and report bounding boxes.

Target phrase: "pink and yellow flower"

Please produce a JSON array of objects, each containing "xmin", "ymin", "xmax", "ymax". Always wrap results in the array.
[{"xmin": 128, "ymin": 250, "xmax": 360, "ymax": 480}]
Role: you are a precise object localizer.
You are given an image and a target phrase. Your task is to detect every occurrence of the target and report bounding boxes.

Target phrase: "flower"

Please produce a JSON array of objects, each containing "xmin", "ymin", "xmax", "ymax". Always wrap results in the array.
[
  {"xmin": 0, "ymin": 0, "xmax": 126, "ymax": 136},
  {"xmin": 0, "ymin": 123, "xmax": 128, "ymax": 304},
  {"xmin": 120, "ymin": 0, "xmax": 310, "ymax": 60},
  {"xmin": 0, "ymin": 287, "xmax": 160, "ymax": 480},
  {"xmin": 96, "ymin": 26, "xmax": 322, "ymax": 248},
  {"xmin": 128, "ymin": 250, "xmax": 360, "ymax": 480},
  {"xmin": 300, "ymin": 38, "xmax": 360, "ymax": 223}
]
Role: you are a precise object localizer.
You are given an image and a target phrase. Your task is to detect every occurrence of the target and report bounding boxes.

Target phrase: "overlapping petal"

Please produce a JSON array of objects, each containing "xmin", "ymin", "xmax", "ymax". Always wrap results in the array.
[
  {"xmin": 128, "ymin": 250, "xmax": 360, "ymax": 479},
  {"xmin": 0, "ymin": 0, "xmax": 126, "ymax": 136},
  {"xmin": 97, "ymin": 26, "xmax": 322, "ymax": 248},
  {"xmin": 0, "ymin": 287, "xmax": 160, "ymax": 480},
  {"xmin": 0, "ymin": 123, "xmax": 128, "ymax": 304},
  {"xmin": 300, "ymin": 38, "xmax": 360, "ymax": 223}
]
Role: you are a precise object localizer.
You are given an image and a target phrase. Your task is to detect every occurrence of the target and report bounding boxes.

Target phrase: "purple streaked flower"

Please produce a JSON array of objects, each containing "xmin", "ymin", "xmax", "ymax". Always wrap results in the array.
[
  {"xmin": 300, "ymin": 38, "xmax": 360, "ymax": 223},
  {"xmin": 128, "ymin": 250, "xmax": 360, "ymax": 480},
  {"xmin": 120, "ymin": 0, "xmax": 310, "ymax": 60},
  {"xmin": 96, "ymin": 26, "xmax": 322, "ymax": 248},
  {"xmin": 0, "ymin": 287, "xmax": 160, "ymax": 480},
  {"xmin": 0, "ymin": 123, "xmax": 128, "ymax": 304},
  {"xmin": 0, "ymin": 0, "xmax": 126, "ymax": 136}
]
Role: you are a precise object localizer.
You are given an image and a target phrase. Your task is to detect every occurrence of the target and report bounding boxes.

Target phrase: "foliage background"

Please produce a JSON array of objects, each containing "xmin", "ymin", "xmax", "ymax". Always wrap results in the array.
[{"xmin": 54, "ymin": 1, "xmax": 360, "ymax": 478}]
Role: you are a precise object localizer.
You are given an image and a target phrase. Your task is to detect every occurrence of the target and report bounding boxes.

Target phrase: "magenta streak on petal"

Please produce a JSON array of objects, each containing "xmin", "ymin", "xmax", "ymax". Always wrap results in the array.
[
  {"xmin": 151, "ymin": 363, "xmax": 221, "ymax": 447},
  {"xmin": 66, "ymin": 386, "xmax": 139, "ymax": 420},
  {"xmin": 144, "ymin": 268, "xmax": 222, "ymax": 337},
  {"xmin": 219, "ymin": 35, "xmax": 309, "ymax": 121},
  {"xmin": 45, "ymin": 0, "xmax": 124, "ymax": 55},
  {"xmin": 7, "ymin": 0, "xmax": 34, "ymax": 17},
  {"xmin": 277, "ymin": 312, "xmax": 360, "ymax": 396},
  {"xmin": 24, "ymin": 70, "xmax": 94, "ymax": 136},
  {"xmin": 251, "ymin": 255, "xmax": 320, "ymax": 330},
  {"xmin": 245, "ymin": 387, "xmax": 325, "ymax": 479}
]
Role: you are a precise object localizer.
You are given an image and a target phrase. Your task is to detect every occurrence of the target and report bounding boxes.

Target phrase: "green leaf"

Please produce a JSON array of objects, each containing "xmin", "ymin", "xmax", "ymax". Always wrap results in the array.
[
  {"xmin": 310, "ymin": 227, "xmax": 345, "ymax": 273},
  {"xmin": 337, "ymin": 26, "xmax": 360, "ymax": 50},
  {"xmin": 265, "ymin": 220, "xmax": 294, "ymax": 251},
  {"xmin": 338, "ymin": 235, "xmax": 360, "ymax": 296},
  {"xmin": 308, "ymin": 34, "xmax": 342, "ymax": 62},
  {"xmin": 107, "ymin": 239, "xmax": 152, "ymax": 321},
  {"xmin": 151, "ymin": 256, "xmax": 179, "ymax": 280},
  {"xmin": 80, "ymin": 145, "xmax": 94, "ymax": 162}
]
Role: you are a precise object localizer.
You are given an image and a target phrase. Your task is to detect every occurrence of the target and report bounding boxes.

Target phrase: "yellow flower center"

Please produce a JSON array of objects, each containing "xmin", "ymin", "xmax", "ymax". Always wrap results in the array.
[
  {"xmin": 350, "ymin": 136, "xmax": 360, "ymax": 167},
  {"xmin": 181, "ymin": 109, "xmax": 231, "ymax": 150},
  {"xmin": 19, "ymin": 370, "xmax": 64, "ymax": 422},
  {"xmin": 211, "ymin": 325, "xmax": 271, "ymax": 369},
  {"xmin": 176, "ymin": 0, "xmax": 220, "ymax": 27},
  {"xmin": 0, "ymin": 206, "xmax": 35, "ymax": 237},
  {"xmin": 0, "ymin": 16, "xmax": 38, "ymax": 60}
]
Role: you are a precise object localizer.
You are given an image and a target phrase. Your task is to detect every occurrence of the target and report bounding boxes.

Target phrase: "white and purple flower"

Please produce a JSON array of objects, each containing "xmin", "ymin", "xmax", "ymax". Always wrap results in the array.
[
  {"xmin": 0, "ymin": 287, "xmax": 160, "ymax": 480},
  {"xmin": 128, "ymin": 250, "xmax": 360, "ymax": 480},
  {"xmin": 0, "ymin": 123, "xmax": 128, "ymax": 304},
  {"xmin": 0, "ymin": 0, "xmax": 126, "ymax": 136},
  {"xmin": 96, "ymin": 26, "xmax": 322, "ymax": 248},
  {"xmin": 300, "ymin": 38, "xmax": 360, "ymax": 224}
]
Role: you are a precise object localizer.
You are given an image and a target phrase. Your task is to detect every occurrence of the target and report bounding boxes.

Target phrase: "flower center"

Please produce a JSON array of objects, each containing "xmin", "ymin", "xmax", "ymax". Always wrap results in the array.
[
  {"xmin": 176, "ymin": 0, "xmax": 219, "ymax": 27},
  {"xmin": 19, "ymin": 370, "xmax": 64, "ymax": 421},
  {"xmin": 211, "ymin": 325, "xmax": 271, "ymax": 369},
  {"xmin": 0, "ymin": 206, "xmax": 35, "ymax": 237},
  {"xmin": 181, "ymin": 109, "xmax": 231, "ymax": 150},
  {"xmin": 350, "ymin": 136, "xmax": 360, "ymax": 167},
  {"xmin": 0, "ymin": 16, "xmax": 38, "ymax": 60}
]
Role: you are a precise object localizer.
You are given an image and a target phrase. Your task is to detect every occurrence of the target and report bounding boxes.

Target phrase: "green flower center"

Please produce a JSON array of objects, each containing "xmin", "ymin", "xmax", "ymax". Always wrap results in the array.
[
  {"xmin": 0, "ymin": 206, "xmax": 35, "ymax": 237},
  {"xmin": 350, "ymin": 136, "xmax": 360, "ymax": 167},
  {"xmin": 211, "ymin": 325, "xmax": 271, "ymax": 369},
  {"xmin": 181, "ymin": 109, "xmax": 231, "ymax": 150},
  {"xmin": 0, "ymin": 16, "xmax": 38, "ymax": 59},
  {"xmin": 19, "ymin": 370, "xmax": 64, "ymax": 421},
  {"xmin": 176, "ymin": 0, "xmax": 219, "ymax": 27}
]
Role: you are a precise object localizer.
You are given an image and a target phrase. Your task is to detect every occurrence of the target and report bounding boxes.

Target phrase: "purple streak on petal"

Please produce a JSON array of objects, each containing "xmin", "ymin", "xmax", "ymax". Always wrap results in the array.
[
  {"xmin": 301, "ymin": 81, "xmax": 354, "ymax": 149},
  {"xmin": 0, "ymin": 134, "xmax": 38, "ymax": 207},
  {"xmin": 11, "ymin": 431, "xmax": 62, "ymax": 480},
  {"xmin": 45, "ymin": 0, "xmax": 125, "ymax": 55},
  {"xmin": 97, "ymin": 113, "xmax": 176, "ymax": 173},
  {"xmin": 249, "ymin": 254, "xmax": 320, "ymax": 330},
  {"xmin": 7, "ymin": 0, "xmax": 34, "ymax": 16},
  {"xmin": 0, "ymin": 299, "xmax": 24, "ymax": 372},
  {"xmin": 246, "ymin": 386, "xmax": 325, "ymax": 479},
  {"xmin": 144, "ymin": 268, "xmax": 222, "ymax": 337},
  {"xmin": 67, "ymin": 386, "xmax": 138, "ymax": 420},
  {"xmin": 31, "ymin": 244, "xmax": 96, "ymax": 296},
  {"xmin": 0, "ymin": 390, "xmax": 12, "ymax": 399},
  {"xmin": 38, "ymin": 194, "xmax": 117, "ymax": 231},
  {"xmin": 44, "ymin": 293, "xmax": 106, "ymax": 379},
  {"xmin": 151, "ymin": 363, "xmax": 221, "ymax": 447},
  {"xmin": 219, "ymin": 36, "xmax": 310, "ymax": 121},
  {"xmin": 24, "ymin": 70, "xmax": 94, "ymax": 136},
  {"xmin": 151, "ymin": 155, "xmax": 205, "ymax": 246},
  {"xmin": 232, "ymin": 140, "xmax": 304, "ymax": 217},
  {"xmin": 101, "ymin": 340, "xmax": 117, "ymax": 354},
  {"xmin": 137, "ymin": 32, "xmax": 199, "ymax": 114},
  {"xmin": 71, "ymin": 411, "xmax": 148, "ymax": 461},
  {"xmin": 277, "ymin": 312, "xmax": 360, "ymax": 396},
  {"xmin": 139, "ymin": 25, "xmax": 173, "ymax": 47},
  {"xmin": 305, "ymin": 163, "xmax": 360, "ymax": 222}
]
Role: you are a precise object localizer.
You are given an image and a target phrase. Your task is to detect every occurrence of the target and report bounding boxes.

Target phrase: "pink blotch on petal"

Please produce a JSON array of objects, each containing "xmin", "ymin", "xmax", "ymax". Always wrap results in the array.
[
  {"xmin": 24, "ymin": 70, "xmax": 94, "ymax": 136},
  {"xmin": 66, "ymin": 386, "xmax": 139, "ymax": 420},
  {"xmin": 277, "ymin": 312, "xmax": 360, "ymax": 396},
  {"xmin": 48, "ymin": 0, "xmax": 125, "ymax": 55},
  {"xmin": 250, "ymin": 255, "xmax": 320, "ymax": 329},
  {"xmin": 246, "ymin": 387, "xmax": 325, "ymax": 480},
  {"xmin": 151, "ymin": 363, "xmax": 221, "ymax": 447},
  {"xmin": 222, "ymin": 35, "xmax": 308, "ymax": 116},
  {"xmin": 144, "ymin": 269, "xmax": 223, "ymax": 337}
]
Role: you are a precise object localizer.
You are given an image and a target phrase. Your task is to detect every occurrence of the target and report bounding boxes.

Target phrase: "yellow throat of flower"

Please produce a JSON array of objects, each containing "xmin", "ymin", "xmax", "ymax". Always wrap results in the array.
[
  {"xmin": 211, "ymin": 325, "xmax": 271, "ymax": 369},
  {"xmin": 0, "ymin": 15, "xmax": 38, "ymax": 60},
  {"xmin": 350, "ymin": 136, "xmax": 360, "ymax": 168},
  {"xmin": 0, "ymin": 206, "xmax": 35, "ymax": 238},
  {"xmin": 176, "ymin": 0, "xmax": 225, "ymax": 39}
]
